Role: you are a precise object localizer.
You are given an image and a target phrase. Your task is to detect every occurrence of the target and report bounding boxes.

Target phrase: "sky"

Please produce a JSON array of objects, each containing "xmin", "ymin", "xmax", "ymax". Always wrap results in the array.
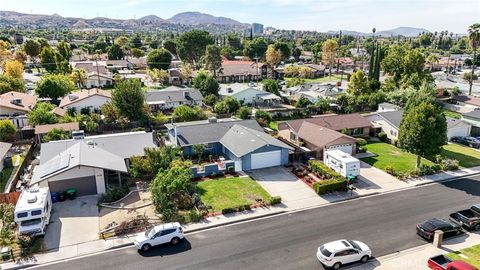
[{"xmin": 0, "ymin": 0, "xmax": 478, "ymax": 33}]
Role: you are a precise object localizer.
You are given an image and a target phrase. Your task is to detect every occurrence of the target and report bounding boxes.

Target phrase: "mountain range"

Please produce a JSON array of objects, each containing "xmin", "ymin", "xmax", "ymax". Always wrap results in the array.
[{"xmin": 327, "ymin": 27, "xmax": 430, "ymax": 37}]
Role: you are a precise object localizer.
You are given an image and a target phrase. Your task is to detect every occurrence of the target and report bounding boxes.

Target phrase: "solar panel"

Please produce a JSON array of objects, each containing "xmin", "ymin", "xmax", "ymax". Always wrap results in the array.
[{"xmin": 39, "ymin": 154, "xmax": 71, "ymax": 179}]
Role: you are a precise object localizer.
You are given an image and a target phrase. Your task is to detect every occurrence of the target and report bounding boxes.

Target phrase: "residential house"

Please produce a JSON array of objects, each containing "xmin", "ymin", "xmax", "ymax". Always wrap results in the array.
[
  {"xmin": 218, "ymin": 60, "xmax": 267, "ymax": 83},
  {"xmin": 219, "ymin": 83, "xmax": 282, "ymax": 107},
  {"xmin": 0, "ymin": 142, "xmax": 12, "ymax": 172},
  {"xmin": 59, "ymin": 89, "xmax": 112, "ymax": 113},
  {"xmin": 304, "ymin": 63, "xmax": 326, "ymax": 77},
  {"xmin": 34, "ymin": 122, "xmax": 80, "ymax": 143},
  {"xmin": 278, "ymin": 120, "xmax": 358, "ymax": 159},
  {"xmin": 369, "ymin": 110, "xmax": 471, "ymax": 141},
  {"xmin": 145, "ymin": 86, "xmax": 203, "ymax": 111},
  {"xmin": 106, "ymin": 60, "xmax": 133, "ymax": 71},
  {"xmin": 285, "ymin": 82, "xmax": 344, "ymax": 103},
  {"xmin": 31, "ymin": 131, "xmax": 156, "ymax": 196},
  {"xmin": 70, "ymin": 61, "xmax": 108, "ymax": 74},
  {"xmin": 452, "ymin": 95, "xmax": 480, "ymax": 111},
  {"xmin": 0, "ymin": 91, "xmax": 37, "ymax": 128},
  {"xmin": 86, "ymin": 72, "xmax": 114, "ymax": 88},
  {"xmin": 462, "ymin": 111, "xmax": 480, "ymax": 137},
  {"xmin": 377, "ymin": 102, "xmax": 401, "ymax": 112},
  {"xmin": 166, "ymin": 118, "xmax": 292, "ymax": 171}
]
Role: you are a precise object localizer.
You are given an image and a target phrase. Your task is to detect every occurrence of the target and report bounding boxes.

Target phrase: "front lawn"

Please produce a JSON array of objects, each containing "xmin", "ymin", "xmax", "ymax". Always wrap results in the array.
[
  {"xmin": 195, "ymin": 176, "xmax": 271, "ymax": 212},
  {"xmin": 447, "ymin": 244, "xmax": 480, "ymax": 268},
  {"xmin": 361, "ymin": 142, "xmax": 434, "ymax": 173},
  {"xmin": 441, "ymin": 143, "xmax": 480, "ymax": 168},
  {"xmin": 0, "ymin": 167, "xmax": 13, "ymax": 192}
]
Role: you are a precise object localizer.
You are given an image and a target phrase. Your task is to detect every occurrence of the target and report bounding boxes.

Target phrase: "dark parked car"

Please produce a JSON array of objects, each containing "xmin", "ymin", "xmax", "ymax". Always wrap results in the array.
[
  {"xmin": 451, "ymin": 136, "xmax": 480, "ymax": 148},
  {"xmin": 449, "ymin": 204, "xmax": 480, "ymax": 231},
  {"xmin": 416, "ymin": 218, "xmax": 463, "ymax": 240}
]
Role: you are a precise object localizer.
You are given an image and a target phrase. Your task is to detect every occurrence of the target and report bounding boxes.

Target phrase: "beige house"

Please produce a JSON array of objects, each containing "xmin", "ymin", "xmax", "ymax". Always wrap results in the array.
[{"xmin": 0, "ymin": 92, "xmax": 37, "ymax": 116}]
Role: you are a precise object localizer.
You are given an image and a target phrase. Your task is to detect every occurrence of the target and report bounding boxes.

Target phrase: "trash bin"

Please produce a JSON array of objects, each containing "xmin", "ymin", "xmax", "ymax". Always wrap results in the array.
[
  {"xmin": 66, "ymin": 188, "xmax": 77, "ymax": 200},
  {"xmin": 51, "ymin": 192, "xmax": 59, "ymax": 203},
  {"xmin": 58, "ymin": 191, "xmax": 66, "ymax": 202}
]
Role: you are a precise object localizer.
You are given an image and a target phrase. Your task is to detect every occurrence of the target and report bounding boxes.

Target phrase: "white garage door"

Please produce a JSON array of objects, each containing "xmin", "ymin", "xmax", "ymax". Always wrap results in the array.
[
  {"xmin": 326, "ymin": 144, "xmax": 354, "ymax": 155},
  {"xmin": 251, "ymin": 150, "xmax": 282, "ymax": 170},
  {"xmin": 448, "ymin": 126, "xmax": 470, "ymax": 140}
]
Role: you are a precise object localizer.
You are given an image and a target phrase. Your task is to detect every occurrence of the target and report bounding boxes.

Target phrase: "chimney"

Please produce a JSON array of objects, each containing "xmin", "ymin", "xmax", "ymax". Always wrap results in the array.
[{"xmin": 183, "ymin": 91, "xmax": 190, "ymax": 99}]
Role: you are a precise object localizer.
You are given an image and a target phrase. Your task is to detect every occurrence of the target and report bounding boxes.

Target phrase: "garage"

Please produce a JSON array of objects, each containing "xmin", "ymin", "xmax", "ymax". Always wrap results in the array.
[
  {"xmin": 326, "ymin": 143, "xmax": 354, "ymax": 155},
  {"xmin": 447, "ymin": 118, "xmax": 471, "ymax": 140},
  {"xmin": 48, "ymin": 176, "xmax": 98, "ymax": 197},
  {"xmin": 251, "ymin": 150, "xmax": 282, "ymax": 170}
]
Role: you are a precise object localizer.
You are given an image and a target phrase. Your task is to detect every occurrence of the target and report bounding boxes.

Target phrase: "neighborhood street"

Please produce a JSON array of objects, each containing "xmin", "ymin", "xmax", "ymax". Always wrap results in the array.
[{"xmin": 36, "ymin": 175, "xmax": 480, "ymax": 270}]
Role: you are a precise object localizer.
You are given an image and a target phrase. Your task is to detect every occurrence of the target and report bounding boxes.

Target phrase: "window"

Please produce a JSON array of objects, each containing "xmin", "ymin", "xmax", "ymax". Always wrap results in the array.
[
  {"xmin": 204, "ymin": 143, "xmax": 214, "ymax": 150},
  {"xmin": 320, "ymin": 246, "xmax": 332, "ymax": 257},
  {"xmin": 160, "ymin": 228, "xmax": 176, "ymax": 236},
  {"xmin": 334, "ymin": 250, "xmax": 350, "ymax": 257},
  {"xmin": 31, "ymin": 210, "xmax": 42, "ymax": 216},
  {"xmin": 20, "ymin": 218, "xmax": 42, "ymax": 226},
  {"xmin": 290, "ymin": 132, "xmax": 297, "ymax": 141},
  {"xmin": 352, "ymin": 128, "xmax": 363, "ymax": 136},
  {"xmin": 16, "ymin": 212, "xmax": 28, "ymax": 219}
]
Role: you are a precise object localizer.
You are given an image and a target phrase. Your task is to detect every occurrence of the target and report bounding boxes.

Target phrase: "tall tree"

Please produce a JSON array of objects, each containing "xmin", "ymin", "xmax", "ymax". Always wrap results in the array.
[
  {"xmin": 107, "ymin": 44, "xmax": 124, "ymax": 60},
  {"xmin": 262, "ymin": 79, "xmax": 280, "ymax": 96},
  {"xmin": 398, "ymin": 83, "xmax": 447, "ymax": 167},
  {"xmin": 23, "ymin": 39, "xmax": 41, "ymax": 60},
  {"xmin": 243, "ymin": 37, "xmax": 268, "ymax": 60},
  {"xmin": 162, "ymin": 39, "xmax": 177, "ymax": 55},
  {"xmin": 40, "ymin": 46, "xmax": 58, "ymax": 73},
  {"xmin": 273, "ymin": 42, "xmax": 291, "ymax": 60},
  {"xmin": 468, "ymin": 23, "xmax": 480, "ymax": 95},
  {"xmin": 56, "ymin": 41, "xmax": 72, "ymax": 61},
  {"xmin": 265, "ymin": 45, "xmax": 282, "ymax": 78},
  {"xmin": 35, "ymin": 74, "xmax": 76, "ymax": 101},
  {"xmin": 322, "ymin": 39, "xmax": 338, "ymax": 79},
  {"xmin": 4, "ymin": 60, "xmax": 24, "ymax": 79},
  {"xmin": 27, "ymin": 102, "xmax": 58, "ymax": 126},
  {"xmin": 202, "ymin": 45, "xmax": 222, "ymax": 77},
  {"xmin": 69, "ymin": 68, "xmax": 87, "ymax": 88},
  {"xmin": 176, "ymin": 30, "xmax": 214, "ymax": 68},
  {"xmin": 147, "ymin": 48, "xmax": 172, "ymax": 70},
  {"xmin": 0, "ymin": 119, "xmax": 16, "ymax": 141},
  {"xmin": 111, "ymin": 79, "xmax": 146, "ymax": 121}
]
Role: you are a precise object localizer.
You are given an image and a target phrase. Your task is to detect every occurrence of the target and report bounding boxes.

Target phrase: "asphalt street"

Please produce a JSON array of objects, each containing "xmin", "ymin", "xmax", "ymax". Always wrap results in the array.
[{"xmin": 35, "ymin": 176, "xmax": 480, "ymax": 270}]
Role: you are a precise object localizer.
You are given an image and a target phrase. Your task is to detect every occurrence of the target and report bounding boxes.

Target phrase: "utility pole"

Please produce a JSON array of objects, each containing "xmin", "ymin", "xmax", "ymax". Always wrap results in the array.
[
  {"xmin": 254, "ymin": 54, "xmax": 260, "ymax": 80},
  {"xmin": 336, "ymin": 30, "xmax": 342, "ymax": 75},
  {"xmin": 94, "ymin": 55, "xmax": 101, "ymax": 89}
]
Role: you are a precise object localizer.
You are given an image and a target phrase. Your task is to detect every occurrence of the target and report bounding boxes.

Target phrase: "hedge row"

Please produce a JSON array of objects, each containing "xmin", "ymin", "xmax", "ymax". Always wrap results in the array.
[
  {"xmin": 308, "ymin": 160, "xmax": 342, "ymax": 179},
  {"xmin": 312, "ymin": 178, "xmax": 347, "ymax": 194},
  {"xmin": 220, "ymin": 196, "xmax": 282, "ymax": 214}
]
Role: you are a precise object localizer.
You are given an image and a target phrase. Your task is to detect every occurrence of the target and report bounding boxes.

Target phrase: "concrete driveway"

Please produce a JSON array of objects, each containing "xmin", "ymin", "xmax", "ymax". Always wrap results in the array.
[
  {"xmin": 44, "ymin": 195, "xmax": 99, "ymax": 250},
  {"xmin": 357, "ymin": 161, "xmax": 411, "ymax": 191},
  {"xmin": 249, "ymin": 167, "xmax": 324, "ymax": 210}
]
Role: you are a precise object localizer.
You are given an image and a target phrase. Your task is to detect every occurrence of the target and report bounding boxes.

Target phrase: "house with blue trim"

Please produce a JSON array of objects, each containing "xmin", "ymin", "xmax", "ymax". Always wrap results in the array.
[{"xmin": 166, "ymin": 118, "xmax": 292, "ymax": 172}]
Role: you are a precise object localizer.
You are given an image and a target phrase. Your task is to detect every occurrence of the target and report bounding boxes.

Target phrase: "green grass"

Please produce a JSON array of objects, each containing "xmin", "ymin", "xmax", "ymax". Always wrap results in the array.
[
  {"xmin": 285, "ymin": 75, "xmax": 343, "ymax": 83},
  {"xmin": 441, "ymin": 143, "xmax": 480, "ymax": 168},
  {"xmin": 268, "ymin": 121, "xmax": 278, "ymax": 131},
  {"xmin": 447, "ymin": 244, "xmax": 480, "ymax": 268},
  {"xmin": 361, "ymin": 142, "xmax": 434, "ymax": 173},
  {"xmin": 0, "ymin": 167, "xmax": 14, "ymax": 192},
  {"xmin": 442, "ymin": 108, "xmax": 462, "ymax": 119},
  {"xmin": 195, "ymin": 176, "xmax": 271, "ymax": 212}
]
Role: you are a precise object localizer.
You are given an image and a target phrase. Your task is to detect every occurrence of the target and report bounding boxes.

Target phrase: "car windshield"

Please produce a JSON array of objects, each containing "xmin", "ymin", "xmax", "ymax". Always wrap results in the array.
[
  {"xmin": 20, "ymin": 218, "xmax": 41, "ymax": 226},
  {"xmin": 347, "ymin": 240, "xmax": 362, "ymax": 250},
  {"xmin": 422, "ymin": 221, "xmax": 440, "ymax": 231},
  {"xmin": 320, "ymin": 246, "xmax": 332, "ymax": 257},
  {"xmin": 145, "ymin": 228, "xmax": 156, "ymax": 238}
]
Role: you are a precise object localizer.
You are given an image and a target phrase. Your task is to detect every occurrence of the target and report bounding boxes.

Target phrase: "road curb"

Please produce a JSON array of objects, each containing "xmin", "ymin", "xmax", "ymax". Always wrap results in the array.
[
  {"xmin": 414, "ymin": 172, "xmax": 480, "ymax": 187},
  {"xmin": 0, "ymin": 263, "xmax": 39, "ymax": 270}
]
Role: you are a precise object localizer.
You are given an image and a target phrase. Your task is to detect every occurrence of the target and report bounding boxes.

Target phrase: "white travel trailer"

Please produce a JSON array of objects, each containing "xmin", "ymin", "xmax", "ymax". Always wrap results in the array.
[
  {"xmin": 324, "ymin": 150, "xmax": 361, "ymax": 178},
  {"xmin": 14, "ymin": 187, "xmax": 52, "ymax": 236}
]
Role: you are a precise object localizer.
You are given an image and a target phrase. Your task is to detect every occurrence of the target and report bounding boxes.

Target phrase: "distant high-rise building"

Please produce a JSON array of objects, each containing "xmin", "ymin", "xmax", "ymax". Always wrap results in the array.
[{"xmin": 252, "ymin": 23, "xmax": 264, "ymax": 35}]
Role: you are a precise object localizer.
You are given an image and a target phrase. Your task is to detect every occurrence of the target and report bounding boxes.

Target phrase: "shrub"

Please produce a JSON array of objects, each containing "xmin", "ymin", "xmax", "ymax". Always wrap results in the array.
[
  {"xmin": 378, "ymin": 132, "xmax": 387, "ymax": 142},
  {"xmin": 418, "ymin": 164, "xmax": 434, "ymax": 175},
  {"xmin": 431, "ymin": 164, "xmax": 442, "ymax": 172},
  {"xmin": 186, "ymin": 210, "xmax": 202, "ymax": 223},
  {"xmin": 269, "ymin": 196, "xmax": 282, "ymax": 205},
  {"xmin": 100, "ymin": 186, "xmax": 130, "ymax": 203},
  {"xmin": 238, "ymin": 204, "xmax": 251, "ymax": 211},
  {"xmin": 221, "ymin": 207, "xmax": 237, "ymax": 214},
  {"xmin": 440, "ymin": 158, "xmax": 459, "ymax": 171},
  {"xmin": 356, "ymin": 138, "xmax": 367, "ymax": 146},
  {"xmin": 308, "ymin": 160, "xmax": 342, "ymax": 179},
  {"xmin": 17, "ymin": 235, "xmax": 33, "ymax": 248},
  {"xmin": 384, "ymin": 165, "xmax": 397, "ymax": 176},
  {"xmin": 312, "ymin": 178, "xmax": 347, "ymax": 194}
]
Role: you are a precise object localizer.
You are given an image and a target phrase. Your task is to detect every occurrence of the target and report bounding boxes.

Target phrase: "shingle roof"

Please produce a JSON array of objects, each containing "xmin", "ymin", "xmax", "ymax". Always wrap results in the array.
[
  {"xmin": 453, "ymin": 95, "xmax": 480, "ymax": 107},
  {"xmin": 145, "ymin": 86, "xmax": 203, "ymax": 104},
  {"xmin": 376, "ymin": 110, "xmax": 404, "ymax": 129},
  {"xmin": 170, "ymin": 119, "xmax": 264, "ymax": 146},
  {"xmin": 220, "ymin": 124, "xmax": 292, "ymax": 157},
  {"xmin": 59, "ymin": 89, "xmax": 112, "ymax": 108},
  {"xmin": 0, "ymin": 142, "xmax": 12, "ymax": 160},
  {"xmin": 447, "ymin": 117, "xmax": 468, "ymax": 129},
  {"xmin": 34, "ymin": 122, "xmax": 80, "ymax": 135},
  {"xmin": 31, "ymin": 141, "xmax": 128, "ymax": 185},
  {"xmin": 0, "ymin": 91, "xmax": 37, "ymax": 114},
  {"xmin": 221, "ymin": 60, "xmax": 265, "ymax": 76},
  {"xmin": 463, "ymin": 110, "xmax": 480, "ymax": 119},
  {"xmin": 285, "ymin": 114, "xmax": 371, "ymax": 132},
  {"xmin": 295, "ymin": 122, "xmax": 356, "ymax": 149}
]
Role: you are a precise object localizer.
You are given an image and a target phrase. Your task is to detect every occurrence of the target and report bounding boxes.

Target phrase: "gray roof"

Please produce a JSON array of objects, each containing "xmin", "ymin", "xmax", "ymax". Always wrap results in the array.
[
  {"xmin": 220, "ymin": 124, "xmax": 292, "ymax": 157},
  {"xmin": 463, "ymin": 110, "xmax": 480, "ymax": 120},
  {"xmin": 377, "ymin": 110, "xmax": 404, "ymax": 129},
  {"xmin": 145, "ymin": 86, "xmax": 203, "ymax": 104},
  {"xmin": 0, "ymin": 142, "xmax": 12, "ymax": 160},
  {"xmin": 169, "ymin": 119, "xmax": 264, "ymax": 147},
  {"xmin": 447, "ymin": 117, "xmax": 468, "ymax": 129}
]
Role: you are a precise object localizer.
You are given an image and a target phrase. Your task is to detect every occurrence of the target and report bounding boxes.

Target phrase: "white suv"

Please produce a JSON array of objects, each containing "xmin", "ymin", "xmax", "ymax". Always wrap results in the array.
[
  {"xmin": 316, "ymin": 239, "xmax": 371, "ymax": 269},
  {"xmin": 134, "ymin": 222, "xmax": 184, "ymax": 251}
]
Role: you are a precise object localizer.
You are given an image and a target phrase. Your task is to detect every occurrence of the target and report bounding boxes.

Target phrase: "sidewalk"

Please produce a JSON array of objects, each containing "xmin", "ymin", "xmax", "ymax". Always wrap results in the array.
[
  {"xmin": 2, "ymin": 167, "xmax": 480, "ymax": 270},
  {"xmin": 347, "ymin": 232, "xmax": 480, "ymax": 270}
]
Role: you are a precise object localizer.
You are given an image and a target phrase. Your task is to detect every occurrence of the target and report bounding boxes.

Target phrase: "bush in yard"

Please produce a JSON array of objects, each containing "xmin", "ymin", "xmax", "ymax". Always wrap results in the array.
[
  {"xmin": 439, "ymin": 158, "xmax": 459, "ymax": 171},
  {"xmin": 431, "ymin": 164, "xmax": 442, "ymax": 172},
  {"xmin": 17, "ymin": 234, "xmax": 33, "ymax": 248},
  {"xmin": 356, "ymin": 138, "xmax": 367, "ymax": 146},
  {"xmin": 269, "ymin": 196, "xmax": 282, "ymax": 205},
  {"xmin": 238, "ymin": 204, "xmax": 251, "ymax": 211},
  {"xmin": 221, "ymin": 207, "xmax": 237, "ymax": 214},
  {"xmin": 308, "ymin": 160, "xmax": 342, "ymax": 179},
  {"xmin": 384, "ymin": 165, "xmax": 397, "ymax": 176},
  {"xmin": 378, "ymin": 132, "xmax": 388, "ymax": 142},
  {"xmin": 418, "ymin": 164, "xmax": 434, "ymax": 175},
  {"xmin": 100, "ymin": 186, "xmax": 130, "ymax": 203},
  {"xmin": 312, "ymin": 178, "xmax": 347, "ymax": 194}
]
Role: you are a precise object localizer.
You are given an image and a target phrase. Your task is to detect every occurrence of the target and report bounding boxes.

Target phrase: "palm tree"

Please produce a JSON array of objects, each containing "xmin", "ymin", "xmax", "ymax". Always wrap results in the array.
[
  {"xmin": 468, "ymin": 23, "xmax": 480, "ymax": 95},
  {"xmin": 70, "ymin": 68, "xmax": 87, "ymax": 88},
  {"xmin": 427, "ymin": 54, "xmax": 439, "ymax": 72}
]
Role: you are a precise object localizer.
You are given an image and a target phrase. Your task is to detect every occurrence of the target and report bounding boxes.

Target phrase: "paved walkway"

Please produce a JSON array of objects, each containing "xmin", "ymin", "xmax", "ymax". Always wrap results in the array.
[
  {"xmin": 3, "ymin": 166, "xmax": 480, "ymax": 270},
  {"xmin": 347, "ymin": 232, "xmax": 480, "ymax": 270}
]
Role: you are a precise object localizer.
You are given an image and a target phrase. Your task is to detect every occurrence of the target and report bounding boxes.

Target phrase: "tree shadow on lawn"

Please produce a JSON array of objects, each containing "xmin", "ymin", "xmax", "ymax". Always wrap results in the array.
[
  {"xmin": 441, "ymin": 148, "xmax": 480, "ymax": 168},
  {"xmin": 138, "ymin": 239, "xmax": 192, "ymax": 257}
]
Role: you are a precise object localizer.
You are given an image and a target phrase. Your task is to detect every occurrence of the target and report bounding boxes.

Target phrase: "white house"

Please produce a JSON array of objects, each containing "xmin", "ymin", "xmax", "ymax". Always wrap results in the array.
[
  {"xmin": 59, "ymin": 89, "xmax": 112, "ymax": 113},
  {"xmin": 447, "ymin": 117, "xmax": 471, "ymax": 140},
  {"xmin": 31, "ymin": 132, "xmax": 156, "ymax": 196},
  {"xmin": 377, "ymin": 102, "xmax": 401, "ymax": 112},
  {"xmin": 219, "ymin": 83, "xmax": 281, "ymax": 106},
  {"xmin": 86, "ymin": 72, "xmax": 113, "ymax": 89}
]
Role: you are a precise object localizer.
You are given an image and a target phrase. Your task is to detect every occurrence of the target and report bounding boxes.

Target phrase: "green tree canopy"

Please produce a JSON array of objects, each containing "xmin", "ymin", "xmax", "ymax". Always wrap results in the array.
[
  {"xmin": 202, "ymin": 45, "xmax": 223, "ymax": 76},
  {"xmin": 129, "ymin": 146, "xmax": 182, "ymax": 179},
  {"xmin": 255, "ymin": 110, "xmax": 272, "ymax": 127},
  {"xmin": 176, "ymin": 30, "xmax": 214, "ymax": 68},
  {"xmin": 43, "ymin": 128, "xmax": 71, "ymax": 142},
  {"xmin": 262, "ymin": 79, "xmax": 280, "ymax": 96},
  {"xmin": 147, "ymin": 48, "xmax": 172, "ymax": 70},
  {"xmin": 162, "ymin": 39, "xmax": 177, "ymax": 55},
  {"xmin": 214, "ymin": 96, "xmax": 241, "ymax": 114},
  {"xmin": 40, "ymin": 46, "xmax": 58, "ymax": 73},
  {"xmin": 112, "ymin": 79, "xmax": 146, "ymax": 122},
  {"xmin": 193, "ymin": 70, "xmax": 219, "ymax": 96},
  {"xmin": 35, "ymin": 74, "xmax": 76, "ymax": 100},
  {"xmin": 173, "ymin": 105, "xmax": 205, "ymax": 122},
  {"xmin": 23, "ymin": 39, "xmax": 41, "ymax": 59},
  {"xmin": 107, "ymin": 44, "xmax": 124, "ymax": 60},
  {"xmin": 273, "ymin": 42, "xmax": 291, "ymax": 60},
  {"xmin": 27, "ymin": 102, "xmax": 58, "ymax": 126},
  {"xmin": 0, "ymin": 75, "xmax": 26, "ymax": 94},
  {"xmin": 0, "ymin": 119, "xmax": 16, "ymax": 141},
  {"xmin": 238, "ymin": 106, "xmax": 251, "ymax": 119},
  {"xmin": 56, "ymin": 41, "xmax": 72, "ymax": 61},
  {"xmin": 243, "ymin": 37, "xmax": 268, "ymax": 60}
]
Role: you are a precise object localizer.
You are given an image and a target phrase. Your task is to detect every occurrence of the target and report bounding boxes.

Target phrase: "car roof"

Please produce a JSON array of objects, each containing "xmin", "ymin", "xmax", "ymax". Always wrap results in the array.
[
  {"xmin": 322, "ymin": 240, "xmax": 352, "ymax": 252},
  {"xmin": 153, "ymin": 222, "xmax": 181, "ymax": 231},
  {"xmin": 422, "ymin": 218, "xmax": 450, "ymax": 230}
]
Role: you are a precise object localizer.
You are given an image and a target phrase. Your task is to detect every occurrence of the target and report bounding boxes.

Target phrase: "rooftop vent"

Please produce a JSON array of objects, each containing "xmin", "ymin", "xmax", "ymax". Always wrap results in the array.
[
  {"xmin": 68, "ymin": 94, "xmax": 79, "ymax": 101},
  {"xmin": 27, "ymin": 194, "xmax": 37, "ymax": 204},
  {"xmin": 72, "ymin": 130, "xmax": 85, "ymax": 140},
  {"xmin": 183, "ymin": 91, "xmax": 191, "ymax": 99},
  {"xmin": 227, "ymin": 87, "xmax": 233, "ymax": 93}
]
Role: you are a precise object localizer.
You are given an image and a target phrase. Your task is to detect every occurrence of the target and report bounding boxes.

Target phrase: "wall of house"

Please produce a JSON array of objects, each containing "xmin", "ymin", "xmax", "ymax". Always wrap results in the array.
[
  {"xmin": 232, "ymin": 89, "xmax": 260, "ymax": 105},
  {"xmin": 47, "ymin": 166, "xmax": 95, "ymax": 182},
  {"xmin": 191, "ymin": 160, "xmax": 235, "ymax": 178},
  {"xmin": 86, "ymin": 78, "xmax": 112, "ymax": 88},
  {"xmin": 447, "ymin": 122, "xmax": 471, "ymax": 140},
  {"xmin": 0, "ymin": 106, "xmax": 28, "ymax": 116},
  {"xmin": 240, "ymin": 145, "xmax": 289, "ymax": 171},
  {"xmin": 63, "ymin": 95, "xmax": 112, "ymax": 112},
  {"xmin": 182, "ymin": 142, "xmax": 223, "ymax": 158}
]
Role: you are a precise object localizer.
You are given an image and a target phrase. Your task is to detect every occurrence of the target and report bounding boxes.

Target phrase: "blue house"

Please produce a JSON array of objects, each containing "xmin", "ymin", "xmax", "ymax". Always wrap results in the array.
[{"xmin": 166, "ymin": 118, "xmax": 292, "ymax": 172}]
